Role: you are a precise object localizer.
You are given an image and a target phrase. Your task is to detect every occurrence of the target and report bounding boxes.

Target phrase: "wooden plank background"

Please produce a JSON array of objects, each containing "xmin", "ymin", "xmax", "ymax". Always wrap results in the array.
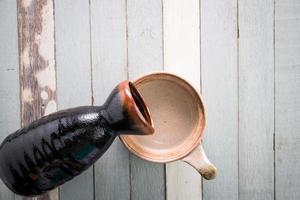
[
  {"xmin": 127, "ymin": 1, "xmax": 165, "ymax": 199},
  {"xmin": 275, "ymin": 0, "xmax": 300, "ymax": 199},
  {"xmin": 0, "ymin": 0, "xmax": 19, "ymax": 199},
  {"xmin": 163, "ymin": 1, "xmax": 202, "ymax": 199},
  {"xmin": 0, "ymin": 0, "xmax": 299, "ymax": 199},
  {"xmin": 201, "ymin": 0, "xmax": 238, "ymax": 199},
  {"xmin": 239, "ymin": 1, "xmax": 274, "ymax": 199},
  {"xmin": 16, "ymin": 0, "xmax": 58, "ymax": 200},
  {"xmin": 91, "ymin": 1, "xmax": 129, "ymax": 200},
  {"xmin": 55, "ymin": 1, "xmax": 93, "ymax": 200}
]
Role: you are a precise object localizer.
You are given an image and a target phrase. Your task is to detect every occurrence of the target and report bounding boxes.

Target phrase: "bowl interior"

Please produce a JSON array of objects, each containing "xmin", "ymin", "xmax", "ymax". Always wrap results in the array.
[{"xmin": 120, "ymin": 74, "xmax": 205, "ymax": 162}]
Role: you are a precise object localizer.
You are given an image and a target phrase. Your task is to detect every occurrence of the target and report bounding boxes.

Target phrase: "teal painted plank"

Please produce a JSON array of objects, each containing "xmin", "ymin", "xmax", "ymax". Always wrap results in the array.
[
  {"xmin": 127, "ymin": 0, "xmax": 165, "ymax": 199},
  {"xmin": 201, "ymin": 0, "xmax": 238, "ymax": 199},
  {"xmin": 90, "ymin": 0, "xmax": 130, "ymax": 200},
  {"xmin": 275, "ymin": 0, "xmax": 300, "ymax": 199},
  {"xmin": 55, "ymin": 0, "xmax": 93, "ymax": 199},
  {"xmin": 239, "ymin": 0, "xmax": 275, "ymax": 199},
  {"xmin": 0, "ymin": 1, "xmax": 20, "ymax": 199}
]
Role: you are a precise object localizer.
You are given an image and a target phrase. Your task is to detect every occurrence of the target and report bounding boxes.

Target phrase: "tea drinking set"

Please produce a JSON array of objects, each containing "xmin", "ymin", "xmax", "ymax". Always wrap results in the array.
[{"xmin": 0, "ymin": 72, "xmax": 217, "ymax": 197}]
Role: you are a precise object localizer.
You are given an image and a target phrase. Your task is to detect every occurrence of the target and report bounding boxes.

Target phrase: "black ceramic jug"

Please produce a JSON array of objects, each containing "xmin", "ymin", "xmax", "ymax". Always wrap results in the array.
[{"xmin": 0, "ymin": 81, "xmax": 154, "ymax": 197}]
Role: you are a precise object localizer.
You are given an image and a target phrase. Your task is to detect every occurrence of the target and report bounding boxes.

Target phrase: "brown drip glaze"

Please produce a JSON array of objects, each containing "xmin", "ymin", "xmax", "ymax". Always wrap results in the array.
[{"xmin": 118, "ymin": 81, "xmax": 154, "ymax": 135}]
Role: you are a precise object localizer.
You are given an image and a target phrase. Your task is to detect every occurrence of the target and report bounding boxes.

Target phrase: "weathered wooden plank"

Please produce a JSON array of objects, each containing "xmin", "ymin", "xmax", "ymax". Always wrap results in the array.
[
  {"xmin": 201, "ymin": 0, "xmax": 238, "ymax": 199},
  {"xmin": 0, "ymin": 1, "xmax": 20, "ymax": 199},
  {"xmin": 127, "ymin": 0, "xmax": 165, "ymax": 199},
  {"xmin": 16, "ymin": 0, "xmax": 58, "ymax": 199},
  {"xmin": 238, "ymin": 0, "xmax": 275, "ymax": 199},
  {"xmin": 90, "ymin": 0, "xmax": 129, "ymax": 200},
  {"xmin": 54, "ymin": 0, "xmax": 93, "ymax": 199},
  {"xmin": 163, "ymin": 0, "xmax": 202, "ymax": 199},
  {"xmin": 275, "ymin": 0, "xmax": 300, "ymax": 199}
]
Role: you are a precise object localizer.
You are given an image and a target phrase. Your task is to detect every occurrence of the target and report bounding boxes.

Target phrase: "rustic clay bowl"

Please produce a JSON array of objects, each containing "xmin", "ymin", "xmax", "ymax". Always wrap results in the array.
[{"xmin": 120, "ymin": 72, "xmax": 217, "ymax": 180}]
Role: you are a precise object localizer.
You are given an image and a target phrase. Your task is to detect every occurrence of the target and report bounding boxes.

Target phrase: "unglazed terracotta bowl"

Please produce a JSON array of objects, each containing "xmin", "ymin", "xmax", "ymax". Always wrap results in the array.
[{"xmin": 120, "ymin": 72, "xmax": 217, "ymax": 180}]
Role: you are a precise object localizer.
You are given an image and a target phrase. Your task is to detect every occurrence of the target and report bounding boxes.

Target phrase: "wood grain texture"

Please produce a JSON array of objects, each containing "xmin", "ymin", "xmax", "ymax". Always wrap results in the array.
[
  {"xmin": 17, "ymin": 0, "xmax": 58, "ymax": 199},
  {"xmin": 238, "ymin": 0, "xmax": 275, "ymax": 199},
  {"xmin": 0, "ymin": 0, "xmax": 20, "ymax": 199},
  {"xmin": 163, "ymin": 0, "xmax": 202, "ymax": 199},
  {"xmin": 90, "ymin": 0, "xmax": 130, "ymax": 200},
  {"xmin": 201, "ymin": 0, "xmax": 238, "ymax": 199},
  {"xmin": 54, "ymin": 0, "xmax": 93, "ymax": 199},
  {"xmin": 1, "ymin": 1, "xmax": 298, "ymax": 199},
  {"xmin": 275, "ymin": 0, "xmax": 300, "ymax": 199},
  {"xmin": 127, "ymin": 0, "xmax": 165, "ymax": 199}
]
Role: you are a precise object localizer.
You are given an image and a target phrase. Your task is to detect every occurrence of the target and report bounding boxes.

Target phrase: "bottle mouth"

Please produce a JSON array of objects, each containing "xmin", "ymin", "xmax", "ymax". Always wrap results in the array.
[{"xmin": 128, "ymin": 82, "xmax": 154, "ymax": 135}]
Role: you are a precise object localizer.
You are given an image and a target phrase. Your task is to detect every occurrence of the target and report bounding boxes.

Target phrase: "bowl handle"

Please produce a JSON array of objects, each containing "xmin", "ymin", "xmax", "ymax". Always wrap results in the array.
[{"xmin": 182, "ymin": 143, "xmax": 217, "ymax": 180}]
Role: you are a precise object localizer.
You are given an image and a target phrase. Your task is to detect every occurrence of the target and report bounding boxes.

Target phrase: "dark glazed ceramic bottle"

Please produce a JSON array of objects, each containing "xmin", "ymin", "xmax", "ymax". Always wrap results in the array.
[{"xmin": 0, "ymin": 81, "xmax": 154, "ymax": 197}]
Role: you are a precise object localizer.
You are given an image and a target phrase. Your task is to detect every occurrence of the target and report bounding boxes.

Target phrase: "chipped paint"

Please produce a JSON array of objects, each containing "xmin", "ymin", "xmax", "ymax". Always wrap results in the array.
[
  {"xmin": 41, "ymin": 90, "xmax": 48, "ymax": 100},
  {"xmin": 22, "ymin": 45, "xmax": 30, "ymax": 67},
  {"xmin": 35, "ymin": 0, "xmax": 55, "ymax": 69},
  {"xmin": 22, "ymin": 88, "xmax": 33, "ymax": 103},
  {"xmin": 44, "ymin": 100, "xmax": 57, "ymax": 115},
  {"xmin": 35, "ymin": 66, "xmax": 56, "ymax": 91},
  {"xmin": 22, "ymin": 0, "xmax": 33, "ymax": 8},
  {"xmin": 48, "ymin": 189, "xmax": 59, "ymax": 200},
  {"xmin": 17, "ymin": 0, "xmax": 58, "ymax": 199}
]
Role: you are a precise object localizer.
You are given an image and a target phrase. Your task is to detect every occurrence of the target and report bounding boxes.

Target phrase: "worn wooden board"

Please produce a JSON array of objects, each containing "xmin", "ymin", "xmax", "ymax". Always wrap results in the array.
[
  {"xmin": 17, "ymin": 0, "xmax": 59, "ymax": 200},
  {"xmin": 163, "ymin": 0, "xmax": 202, "ymax": 199},
  {"xmin": 127, "ymin": 0, "xmax": 165, "ymax": 199},
  {"xmin": 54, "ymin": 0, "xmax": 93, "ymax": 199},
  {"xmin": 1, "ymin": 0, "xmax": 300, "ymax": 199},
  {"xmin": 201, "ymin": 0, "xmax": 238, "ymax": 199},
  {"xmin": 90, "ymin": 0, "xmax": 130, "ymax": 200},
  {"xmin": 0, "ymin": 0, "xmax": 20, "ymax": 200},
  {"xmin": 238, "ymin": 0, "xmax": 275, "ymax": 199},
  {"xmin": 275, "ymin": 0, "xmax": 300, "ymax": 199}
]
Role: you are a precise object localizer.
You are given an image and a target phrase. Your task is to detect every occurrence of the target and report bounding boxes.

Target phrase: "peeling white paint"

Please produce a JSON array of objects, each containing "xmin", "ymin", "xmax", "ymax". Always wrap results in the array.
[
  {"xmin": 22, "ymin": 88, "xmax": 33, "ymax": 103},
  {"xmin": 22, "ymin": 0, "xmax": 33, "ymax": 8},
  {"xmin": 44, "ymin": 100, "xmax": 57, "ymax": 115},
  {"xmin": 35, "ymin": 65, "xmax": 56, "ymax": 91},
  {"xmin": 23, "ymin": 29, "xmax": 29, "ymax": 38},
  {"xmin": 41, "ymin": 90, "xmax": 48, "ymax": 100},
  {"xmin": 48, "ymin": 188, "xmax": 59, "ymax": 200},
  {"xmin": 22, "ymin": 45, "xmax": 30, "ymax": 67},
  {"xmin": 35, "ymin": 0, "xmax": 55, "ymax": 70}
]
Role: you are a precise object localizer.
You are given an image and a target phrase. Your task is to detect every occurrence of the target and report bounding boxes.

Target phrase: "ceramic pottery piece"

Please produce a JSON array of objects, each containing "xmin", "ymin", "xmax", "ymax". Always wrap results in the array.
[
  {"xmin": 0, "ymin": 81, "xmax": 154, "ymax": 197},
  {"xmin": 120, "ymin": 72, "xmax": 217, "ymax": 180}
]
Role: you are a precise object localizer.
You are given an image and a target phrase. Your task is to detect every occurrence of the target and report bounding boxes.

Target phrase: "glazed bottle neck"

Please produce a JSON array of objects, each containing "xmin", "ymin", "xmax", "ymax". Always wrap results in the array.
[{"xmin": 101, "ymin": 81, "xmax": 154, "ymax": 136}]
